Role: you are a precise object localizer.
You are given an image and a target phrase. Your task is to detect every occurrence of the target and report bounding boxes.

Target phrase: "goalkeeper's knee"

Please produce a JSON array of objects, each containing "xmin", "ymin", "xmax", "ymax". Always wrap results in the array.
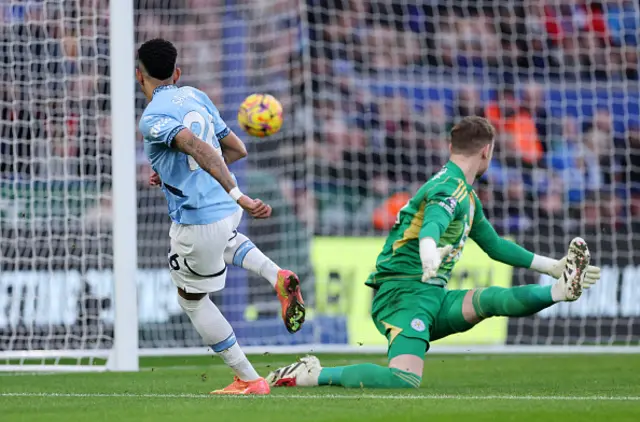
[{"xmin": 386, "ymin": 367, "xmax": 422, "ymax": 389}]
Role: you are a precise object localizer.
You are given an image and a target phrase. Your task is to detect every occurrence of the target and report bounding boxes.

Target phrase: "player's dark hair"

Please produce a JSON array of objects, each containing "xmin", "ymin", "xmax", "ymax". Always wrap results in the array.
[
  {"xmin": 137, "ymin": 38, "xmax": 177, "ymax": 80},
  {"xmin": 450, "ymin": 116, "xmax": 495, "ymax": 155}
]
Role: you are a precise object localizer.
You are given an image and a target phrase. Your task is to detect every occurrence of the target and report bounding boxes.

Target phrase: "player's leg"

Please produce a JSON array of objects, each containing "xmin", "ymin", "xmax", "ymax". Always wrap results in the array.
[
  {"xmin": 472, "ymin": 237, "xmax": 592, "ymax": 319},
  {"xmin": 266, "ymin": 333, "xmax": 426, "ymax": 389},
  {"xmin": 223, "ymin": 232, "xmax": 280, "ymax": 289},
  {"xmin": 267, "ymin": 283, "xmax": 446, "ymax": 389},
  {"xmin": 431, "ymin": 237, "xmax": 593, "ymax": 341},
  {"xmin": 223, "ymin": 210, "xmax": 305, "ymax": 333},
  {"xmin": 169, "ymin": 219, "xmax": 269, "ymax": 395},
  {"xmin": 176, "ymin": 289, "xmax": 265, "ymax": 387},
  {"xmin": 317, "ymin": 335, "xmax": 426, "ymax": 388}
]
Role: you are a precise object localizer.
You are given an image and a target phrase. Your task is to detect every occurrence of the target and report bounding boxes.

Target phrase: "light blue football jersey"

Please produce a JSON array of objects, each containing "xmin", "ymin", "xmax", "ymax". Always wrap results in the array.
[{"xmin": 139, "ymin": 85, "xmax": 239, "ymax": 225}]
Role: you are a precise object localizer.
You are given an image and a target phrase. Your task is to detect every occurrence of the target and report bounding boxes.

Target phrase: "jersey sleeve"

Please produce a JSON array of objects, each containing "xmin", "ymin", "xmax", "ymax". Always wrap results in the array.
[
  {"xmin": 418, "ymin": 187, "xmax": 460, "ymax": 243},
  {"xmin": 469, "ymin": 193, "xmax": 534, "ymax": 268},
  {"xmin": 203, "ymin": 96, "xmax": 230, "ymax": 141},
  {"xmin": 139, "ymin": 113, "xmax": 185, "ymax": 147}
]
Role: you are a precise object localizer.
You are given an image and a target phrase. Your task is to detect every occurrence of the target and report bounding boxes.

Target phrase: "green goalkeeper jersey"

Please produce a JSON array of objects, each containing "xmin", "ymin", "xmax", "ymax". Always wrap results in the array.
[{"xmin": 366, "ymin": 161, "xmax": 535, "ymax": 288}]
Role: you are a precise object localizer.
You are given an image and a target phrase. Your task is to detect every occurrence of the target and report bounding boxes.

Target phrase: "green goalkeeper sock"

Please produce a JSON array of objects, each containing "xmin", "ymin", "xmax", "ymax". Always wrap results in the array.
[
  {"xmin": 318, "ymin": 364, "xmax": 421, "ymax": 389},
  {"xmin": 472, "ymin": 285, "xmax": 555, "ymax": 318}
]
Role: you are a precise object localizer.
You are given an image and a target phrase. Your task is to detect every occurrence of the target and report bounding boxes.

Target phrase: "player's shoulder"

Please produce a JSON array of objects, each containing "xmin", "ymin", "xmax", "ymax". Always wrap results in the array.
[
  {"xmin": 139, "ymin": 107, "xmax": 161, "ymax": 136},
  {"xmin": 143, "ymin": 89, "xmax": 183, "ymax": 116},
  {"xmin": 139, "ymin": 99, "xmax": 184, "ymax": 141},
  {"xmin": 162, "ymin": 85, "xmax": 200, "ymax": 108},
  {"xmin": 177, "ymin": 86, "xmax": 222, "ymax": 114},
  {"xmin": 469, "ymin": 188, "xmax": 483, "ymax": 207},
  {"xmin": 190, "ymin": 87, "xmax": 221, "ymax": 111},
  {"xmin": 176, "ymin": 85, "xmax": 202, "ymax": 98},
  {"xmin": 182, "ymin": 85, "xmax": 206, "ymax": 98},
  {"xmin": 139, "ymin": 102, "xmax": 167, "ymax": 125},
  {"xmin": 141, "ymin": 86, "xmax": 193, "ymax": 120},
  {"xmin": 424, "ymin": 167, "xmax": 467, "ymax": 197}
]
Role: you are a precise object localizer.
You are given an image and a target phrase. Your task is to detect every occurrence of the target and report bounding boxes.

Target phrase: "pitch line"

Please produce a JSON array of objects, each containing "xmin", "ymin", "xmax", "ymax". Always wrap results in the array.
[{"xmin": 0, "ymin": 392, "xmax": 638, "ymax": 401}]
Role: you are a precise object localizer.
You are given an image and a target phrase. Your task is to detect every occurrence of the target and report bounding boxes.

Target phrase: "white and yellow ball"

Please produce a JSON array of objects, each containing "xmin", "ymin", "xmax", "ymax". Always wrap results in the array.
[{"xmin": 237, "ymin": 93, "xmax": 283, "ymax": 137}]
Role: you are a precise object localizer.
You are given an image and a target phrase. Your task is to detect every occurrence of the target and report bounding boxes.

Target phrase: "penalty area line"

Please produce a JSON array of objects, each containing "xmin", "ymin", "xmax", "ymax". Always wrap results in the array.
[{"xmin": 0, "ymin": 393, "xmax": 639, "ymax": 401}]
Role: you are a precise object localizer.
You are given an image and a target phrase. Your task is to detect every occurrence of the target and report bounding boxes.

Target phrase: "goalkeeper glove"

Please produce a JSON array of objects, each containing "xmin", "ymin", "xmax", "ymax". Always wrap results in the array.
[
  {"xmin": 420, "ymin": 238, "xmax": 453, "ymax": 283},
  {"xmin": 549, "ymin": 255, "xmax": 600, "ymax": 288},
  {"xmin": 530, "ymin": 249, "xmax": 601, "ymax": 289}
]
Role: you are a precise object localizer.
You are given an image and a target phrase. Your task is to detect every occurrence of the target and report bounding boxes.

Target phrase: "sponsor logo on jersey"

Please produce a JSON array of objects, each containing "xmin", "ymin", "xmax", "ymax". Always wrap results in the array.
[
  {"xmin": 150, "ymin": 117, "xmax": 173, "ymax": 137},
  {"xmin": 438, "ymin": 197, "xmax": 457, "ymax": 215},
  {"xmin": 411, "ymin": 318, "xmax": 426, "ymax": 332}
]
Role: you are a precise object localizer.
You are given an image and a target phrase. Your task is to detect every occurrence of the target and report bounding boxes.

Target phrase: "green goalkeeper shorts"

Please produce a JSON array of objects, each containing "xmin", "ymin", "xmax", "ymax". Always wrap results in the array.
[{"xmin": 371, "ymin": 281, "xmax": 473, "ymax": 357}]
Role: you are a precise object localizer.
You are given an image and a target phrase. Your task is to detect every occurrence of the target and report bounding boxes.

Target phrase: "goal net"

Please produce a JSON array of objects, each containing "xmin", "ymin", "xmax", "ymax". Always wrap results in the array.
[{"xmin": 1, "ymin": 0, "xmax": 639, "ymax": 371}]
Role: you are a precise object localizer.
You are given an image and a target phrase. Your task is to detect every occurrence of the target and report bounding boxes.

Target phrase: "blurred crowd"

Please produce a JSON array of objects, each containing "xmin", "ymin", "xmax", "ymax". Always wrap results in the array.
[
  {"xmin": 294, "ymin": 0, "xmax": 640, "ymax": 242},
  {"xmin": 306, "ymin": 0, "xmax": 639, "ymax": 79},
  {"xmin": 0, "ymin": 0, "xmax": 639, "ymax": 252}
]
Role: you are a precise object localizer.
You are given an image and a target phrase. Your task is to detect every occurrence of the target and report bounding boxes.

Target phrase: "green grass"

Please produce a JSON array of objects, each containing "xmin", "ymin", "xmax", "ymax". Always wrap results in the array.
[{"xmin": 1, "ymin": 354, "xmax": 639, "ymax": 422}]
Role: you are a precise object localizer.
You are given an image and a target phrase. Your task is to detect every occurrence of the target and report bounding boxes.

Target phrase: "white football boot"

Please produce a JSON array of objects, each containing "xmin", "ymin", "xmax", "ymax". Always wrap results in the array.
[
  {"xmin": 266, "ymin": 355, "xmax": 322, "ymax": 387},
  {"xmin": 553, "ymin": 237, "xmax": 591, "ymax": 302}
]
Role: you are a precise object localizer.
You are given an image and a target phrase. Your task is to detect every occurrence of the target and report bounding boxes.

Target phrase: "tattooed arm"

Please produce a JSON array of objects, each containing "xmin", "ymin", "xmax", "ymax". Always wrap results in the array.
[
  {"xmin": 173, "ymin": 128, "xmax": 237, "ymax": 191},
  {"xmin": 172, "ymin": 128, "xmax": 272, "ymax": 219}
]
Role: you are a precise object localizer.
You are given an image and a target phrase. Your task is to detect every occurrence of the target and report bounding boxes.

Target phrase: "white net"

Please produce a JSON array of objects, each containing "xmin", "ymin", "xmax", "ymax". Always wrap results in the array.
[
  {"xmin": 301, "ymin": 0, "xmax": 640, "ymax": 347},
  {"xmin": 1, "ymin": 0, "xmax": 639, "ymax": 367},
  {"xmin": 0, "ymin": 0, "xmax": 113, "ymax": 364},
  {"xmin": 133, "ymin": 0, "xmax": 314, "ymax": 349}
]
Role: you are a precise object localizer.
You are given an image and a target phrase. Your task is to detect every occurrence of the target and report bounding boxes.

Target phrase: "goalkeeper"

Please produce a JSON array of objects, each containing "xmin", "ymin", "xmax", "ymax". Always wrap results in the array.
[{"xmin": 266, "ymin": 116, "xmax": 601, "ymax": 389}]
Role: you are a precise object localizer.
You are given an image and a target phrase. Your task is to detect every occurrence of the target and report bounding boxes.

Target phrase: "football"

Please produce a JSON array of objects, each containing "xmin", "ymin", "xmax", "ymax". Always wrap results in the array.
[{"xmin": 237, "ymin": 93, "xmax": 283, "ymax": 137}]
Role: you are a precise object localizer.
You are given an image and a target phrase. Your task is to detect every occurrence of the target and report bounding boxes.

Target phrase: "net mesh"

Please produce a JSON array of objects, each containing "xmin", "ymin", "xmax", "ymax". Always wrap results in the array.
[
  {"xmin": 0, "ymin": 0, "xmax": 113, "ymax": 362},
  {"xmin": 1, "ymin": 0, "xmax": 640, "ymax": 364}
]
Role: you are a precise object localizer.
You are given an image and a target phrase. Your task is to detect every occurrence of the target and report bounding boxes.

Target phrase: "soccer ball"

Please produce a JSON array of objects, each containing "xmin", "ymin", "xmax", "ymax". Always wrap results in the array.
[{"xmin": 237, "ymin": 93, "xmax": 283, "ymax": 137}]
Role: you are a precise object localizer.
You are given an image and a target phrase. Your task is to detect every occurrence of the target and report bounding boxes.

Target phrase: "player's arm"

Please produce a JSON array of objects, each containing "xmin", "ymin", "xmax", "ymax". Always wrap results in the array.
[
  {"xmin": 468, "ymin": 197, "xmax": 600, "ymax": 282},
  {"xmin": 173, "ymin": 128, "xmax": 236, "ymax": 190},
  {"xmin": 468, "ymin": 210, "xmax": 535, "ymax": 268},
  {"xmin": 418, "ymin": 193, "xmax": 456, "ymax": 282},
  {"xmin": 204, "ymin": 96, "xmax": 247, "ymax": 165},
  {"xmin": 172, "ymin": 128, "xmax": 271, "ymax": 218},
  {"xmin": 149, "ymin": 171, "xmax": 161, "ymax": 186},
  {"xmin": 219, "ymin": 130, "xmax": 248, "ymax": 165}
]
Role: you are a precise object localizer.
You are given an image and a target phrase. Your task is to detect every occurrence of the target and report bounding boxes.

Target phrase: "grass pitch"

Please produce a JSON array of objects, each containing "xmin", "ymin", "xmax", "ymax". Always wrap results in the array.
[{"xmin": 1, "ymin": 354, "xmax": 639, "ymax": 422}]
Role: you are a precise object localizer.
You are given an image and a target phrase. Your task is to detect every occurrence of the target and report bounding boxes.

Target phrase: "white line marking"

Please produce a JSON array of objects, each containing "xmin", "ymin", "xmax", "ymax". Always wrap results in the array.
[
  {"xmin": 0, "ymin": 393, "xmax": 638, "ymax": 401},
  {"xmin": 0, "ymin": 373, "xmax": 58, "ymax": 377}
]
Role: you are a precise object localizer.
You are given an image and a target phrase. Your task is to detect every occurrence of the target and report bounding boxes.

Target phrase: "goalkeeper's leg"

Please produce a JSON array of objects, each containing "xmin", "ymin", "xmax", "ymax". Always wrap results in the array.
[
  {"xmin": 222, "ymin": 212, "xmax": 305, "ymax": 333},
  {"xmin": 266, "ymin": 283, "xmax": 446, "ymax": 389},
  {"xmin": 266, "ymin": 336, "xmax": 426, "ymax": 389},
  {"xmin": 432, "ymin": 237, "xmax": 593, "ymax": 341},
  {"xmin": 473, "ymin": 236, "xmax": 592, "ymax": 319}
]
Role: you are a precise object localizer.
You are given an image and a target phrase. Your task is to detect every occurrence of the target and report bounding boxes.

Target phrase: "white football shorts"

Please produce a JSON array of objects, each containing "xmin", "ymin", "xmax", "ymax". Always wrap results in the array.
[{"xmin": 168, "ymin": 209, "xmax": 243, "ymax": 294}]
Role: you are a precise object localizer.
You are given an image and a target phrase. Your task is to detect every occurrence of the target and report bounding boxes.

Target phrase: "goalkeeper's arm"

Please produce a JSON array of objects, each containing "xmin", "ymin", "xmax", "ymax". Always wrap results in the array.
[
  {"xmin": 469, "ymin": 217, "xmax": 536, "ymax": 269},
  {"xmin": 418, "ymin": 196, "xmax": 457, "ymax": 282},
  {"xmin": 469, "ymin": 217, "xmax": 599, "ymax": 280}
]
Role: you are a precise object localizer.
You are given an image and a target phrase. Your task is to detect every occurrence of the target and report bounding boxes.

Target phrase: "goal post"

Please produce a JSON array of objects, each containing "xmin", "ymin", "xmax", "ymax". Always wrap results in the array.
[
  {"xmin": 108, "ymin": 0, "xmax": 139, "ymax": 372},
  {"xmin": 0, "ymin": 0, "xmax": 138, "ymax": 372}
]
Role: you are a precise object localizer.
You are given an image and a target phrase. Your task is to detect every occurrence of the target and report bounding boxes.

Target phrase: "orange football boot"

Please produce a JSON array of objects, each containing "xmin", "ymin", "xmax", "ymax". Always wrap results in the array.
[
  {"xmin": 275, "ymin": 270, "xmax": 305, "ymax": 333},
  {"xmin": 210, "ymin": 376, "xmax": 270, "ymax": 395}
]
